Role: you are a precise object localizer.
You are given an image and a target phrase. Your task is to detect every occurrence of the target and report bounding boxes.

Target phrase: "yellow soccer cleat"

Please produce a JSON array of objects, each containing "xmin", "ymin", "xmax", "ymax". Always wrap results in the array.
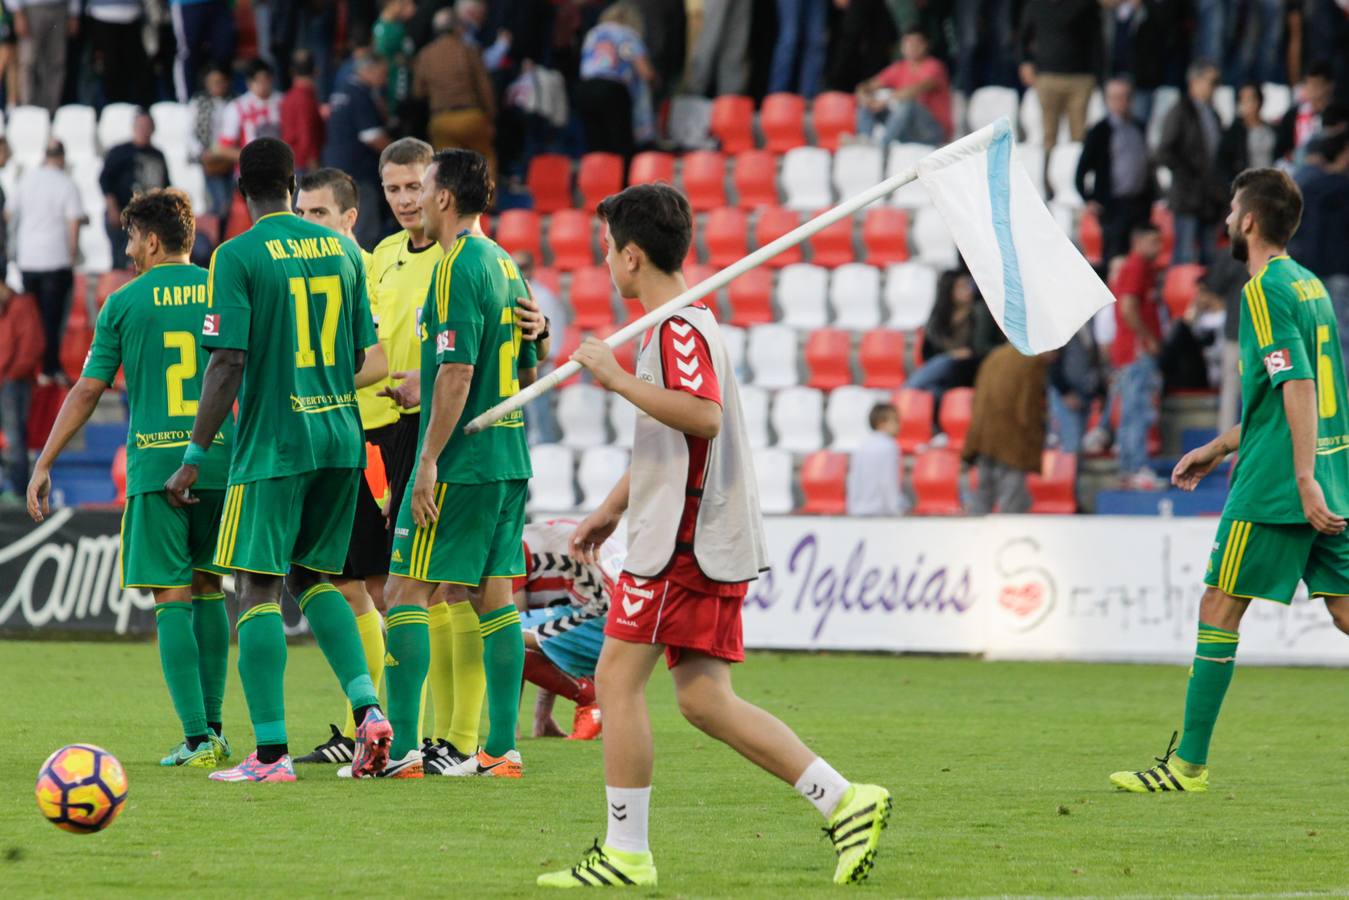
[
  {"xmin": 825, "ymin": 783, "xmax": 893, "ymax": 885},
  {"xmin": 537, "ymin": 840, "xmax": 657, "ymax": 889},
  {"xmin": 1110, "ymin": 731, "xmax": 1209, "ymax": 793}
]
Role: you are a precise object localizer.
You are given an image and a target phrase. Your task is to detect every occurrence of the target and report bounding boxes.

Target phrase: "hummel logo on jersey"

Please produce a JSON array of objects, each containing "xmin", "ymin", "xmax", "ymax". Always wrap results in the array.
[
  {"xmin": 202, "ymin": 314, "xmax": 220, "ymax": 337},
  {"xmin": 437, "ymin": 330, "xmax": 455, "ymax": 353},
  {"xmin": 672, "ymin": 336, "xmax": 696, "ymax": 357},
  {"xmin": 676, "ymin": 357, "xmax": 699, "ymax": 376},
  {"xmin": 680, "ymin": 374, "xmax": 704, "ymax": 391},
  {"xmin": 669, "ymin": 320, "xmax": 692, "ymax": 337},
  {"xmin": 1263, "ymin": 348, "xmax": 1292, "ymax": 376}
]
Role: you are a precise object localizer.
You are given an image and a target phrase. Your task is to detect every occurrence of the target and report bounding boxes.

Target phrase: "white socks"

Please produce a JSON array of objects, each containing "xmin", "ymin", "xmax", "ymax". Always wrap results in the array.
[
  {"xmin": 794, "ymin": 757, "xmax": 851, "ymax": 819},
  {"xmin": 604, "ymin": 785, "xmax": 652, "ymax": 854}
]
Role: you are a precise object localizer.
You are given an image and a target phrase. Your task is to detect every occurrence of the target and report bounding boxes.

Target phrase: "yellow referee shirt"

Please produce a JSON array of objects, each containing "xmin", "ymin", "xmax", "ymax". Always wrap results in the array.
[{"xmin": 358, "ymin": 231, "xmax": 445, "ymax": 427}]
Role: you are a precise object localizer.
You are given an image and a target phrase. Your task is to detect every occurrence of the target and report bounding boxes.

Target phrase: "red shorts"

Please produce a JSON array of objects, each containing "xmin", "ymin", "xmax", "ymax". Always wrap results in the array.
[{"xmin": 605, "ymin": 573, "xmax": 745, "ymax": 668}]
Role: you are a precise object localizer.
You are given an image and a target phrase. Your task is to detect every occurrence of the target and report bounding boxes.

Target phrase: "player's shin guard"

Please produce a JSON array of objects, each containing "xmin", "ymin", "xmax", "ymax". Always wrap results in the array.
[
  {"xmin": 342, "ymin": 609, "xmax": 386, "ymax": 739},
  {"xmin": 192, "ymin": 592, "xmax": 229, "ymax": 732},
  {"xmin": 524, "ymin": 648, "xmax": 596, "ymax": 705},
  {"xmin": 448, "ymin": 600, "xmax": 486, "ymax": 750},
  {"xmin": 236, "ymin": 603, "xmax": 288, "ymax": 749},
  {"xmin": 1176, "ymin": 623, "xmax": 1240, "ymax": 767},
  {"xmin": 297, "ymin": 584, "xmax": 380, "ymax": 711},
  {"xmin": 384, "ymin": 606, "xmax": 430, "ymax": 759},
  {"xmin": 156, "ymin": 602, "xmax": 209, "ymax": 740},
  {"xmin": 479, "ymin": 606, "xmax": 524, "ymax": 758},
  {"xmin": 427, "ymin": 602, "xmax": 456, "ymax": 742}
]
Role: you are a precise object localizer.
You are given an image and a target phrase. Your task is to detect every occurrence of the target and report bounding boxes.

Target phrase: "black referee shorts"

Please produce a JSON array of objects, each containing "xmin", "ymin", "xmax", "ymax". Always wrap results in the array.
[
  {"xmin": 370, "ymin": 414, "xmax": 420, "ymax": 557},
  {"xmin": 340, "ymin": 415, "xmax": 420, "ymax": 579}
]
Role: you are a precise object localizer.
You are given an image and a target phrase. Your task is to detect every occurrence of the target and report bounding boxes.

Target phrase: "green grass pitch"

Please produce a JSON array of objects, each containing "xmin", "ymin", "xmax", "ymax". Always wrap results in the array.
[{"xmin": 1, "ymin": 642, "xmax": 1347, "ymax": 898}]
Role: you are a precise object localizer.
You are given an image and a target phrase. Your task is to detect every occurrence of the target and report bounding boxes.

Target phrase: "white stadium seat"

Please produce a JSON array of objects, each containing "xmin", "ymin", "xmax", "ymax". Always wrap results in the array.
[
  {"xmin": 167, "ymin": 157, "xmax": 209, "ymax": 213},
  {"xmin": 150, "ymin": 101, "xmax": 194, "ymax": 156},
  {"xmin": 826, "ymin": 385, "xmax": 886, "ymax": 451},
  {"xmin": 771, "ymin": 386, "xmax": 825, "ymax": 453},
  {"xmin": 780, "ymin": 146, "xmax": 833, "ymax": 211},
  {"xmin": 528, "ymin": 444, "xmax": 578, "ymax": 512},
  {"xmin": 1017, "ymin": 142, "xmax": 1046, "ymax": 198},
  {"xmin": 78, "ymin": 224, "xmax": 113, "ymax": 274},
  {"xmin": 668, "ymin": 94, "xmax": 715, "ymax": 151},
  {"xmin": 829, "ymin": 262, "xmax": 883, "ymax": 329},
  {"xmin": 52, "ymin": 105, "xmax": 97, "ymax": 164},
  {"xmin": 886, "ymin": 143, "xmax": 934, "ymax": 208},
  {"xmin": 1047, "ymin": 142, "xmax": 1083, "ymax": 207},
  {"xmin": 967, "ymin": 86, "xmax": 1018, "ymax": 133},
  {"xmin": 746, "ymin": 323, "xmax": 800, "ymax": 388},
  {"xmin": 556, "ymin": 383, "xmax": 609, "ymax": 448},
  {"xmin": 1261, "ymin": 82, "xmax": 1292, "ymax": 123},
  {"xmin": 71, "ymin": 159, "xmax": 106, "ymax": 224},
  {"xmin": 910, "ymin": 206, "xmax": 958, "ymax": 270},
  {"xmin": 608, "ymin": 393, "xmax": 635, "ymax": 448},
  {"xmin": 755, "ymin": 447, "xmax": 796, "ymax": 514},
  {"xmin": 578, "ymin": 446, "xmax": 629, "ymax": 509},
  {"xmin": 7, "ymin": 106, "xmax": 51, "ymax": 167},
  {"xmin": 832, "ymin": 143, "xmax": 883, "ymax": 201},
  {"xmin": 739, "ymin": 384, "xmax": 772, "ymax": 449},
  {"xmin": 777, "ymin": 263, "xmax": 829, "ymax": 329},
  {"xmin": 720, "ymin": 323, "xmax": 747, "ymax": 377},
  {"xmin": 97, "ymin": 102, "xmax": 139, "ymax": 152},
  {"xmin": 1213, "ymin": 85, "xmax": 1235, "ymax": 126},
  {"xmin": 885, "ymin": 262, "xmax": 939, "ymax": 329},
  {"xmin": 1147, "ymin": 86, "xmax": 1180, "ymax": 148}
]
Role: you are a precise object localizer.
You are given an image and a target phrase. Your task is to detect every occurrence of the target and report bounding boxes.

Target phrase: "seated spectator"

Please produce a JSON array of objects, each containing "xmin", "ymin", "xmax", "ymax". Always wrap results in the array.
[
  {"xmin": 962, "ymin": 344, "xmax": 1050, "ymax": 515},
  {"xmin": 1275, "ymin": 60, "xmax": 1337, "ymax": 163},
  {"xmin": 100, "ymin": 111, "xmax": 169, "ymax": 271},
  {"xmin": 282, "ymin": 50, "xmax": 325, "ymax": 177},
  {"xmin": 846, "ymin": 402, "xmax": 906, "ymax": 516},
  {"xmin": 413, "ymin": 8, "xmax": 497, "ymax": 174},
  {"xmin": 577, "ymin": 3, "xmax": 656, "ymax": 159},
  {"xmin": 0, "ymin": 286, "xmax": 44, "ymax": 503},
  {"xmin": 324, "ymin": 53, "xmax": 392, "ymax": 249},
  {"xmin": 1076, "ymin": 77, "xmax": 1154, "ymax": 264},
  {"xmin": 1219, "ymin": 83, "xmax": 1277, "ymax": 183},
  {"xmin": 192, "ymin": 65, "xmax": 236, "ymax": 217},
  {"xmin": 907, "ymin": 270, "xmax": 1001, "ymax": 439},
  {"xmin": 855, "ymin": 28, "xmax": 952, "ymax": 145},
  {"xmin": 1112, "ymin": 223, "xmax": 1165, "ymax": 489},
  {"xmin": 1160, "ymin": 284, "xmax": 1225, "ymax": 393},
  {"xmin": 1047, "ymin": 324, "xmax": 1106, "ymax": 455}
]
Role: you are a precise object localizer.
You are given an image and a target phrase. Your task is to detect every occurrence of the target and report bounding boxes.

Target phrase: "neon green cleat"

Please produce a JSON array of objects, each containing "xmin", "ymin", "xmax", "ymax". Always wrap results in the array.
[
  {"xmin": 209, "ymin": 730, "xmax": 232, "ymax": 761},
  {"xmin": 160, "ymin": 739, "xmax": 219, "ymax": 768},
  {"xmin": 1110, "ymin": 731, "xmax": 1209, "ymax": 793},
  {"xmin": 825, "ymin": 783, "xmax": 893, "ymax": 885},
  {"xmin": 537, "ymin": 840, "xmax": 657, "ymax": 888}
]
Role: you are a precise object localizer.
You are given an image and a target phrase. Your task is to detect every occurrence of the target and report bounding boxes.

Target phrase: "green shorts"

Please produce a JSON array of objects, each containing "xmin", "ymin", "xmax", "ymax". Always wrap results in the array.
[
  {"xmin": 389, "ymin": 479, "xmax": 527, "ymax": 585},
  {"xmin": 1204, "ymin": 515, "xmax": 1349, "ymax": 603},
  {"xmin": 120, "ymin": 490, "xmax": 228, "ymax": 589},
  {"xmin": 213, "ymin": 468, "xmax": 361, "ymax": 577}
]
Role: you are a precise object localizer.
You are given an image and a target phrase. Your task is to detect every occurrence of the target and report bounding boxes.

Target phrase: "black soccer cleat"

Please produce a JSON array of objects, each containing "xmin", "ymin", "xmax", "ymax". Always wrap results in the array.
[{"xmin": 294, "ymin": 723, "xmax": 355, "ymax": 764}]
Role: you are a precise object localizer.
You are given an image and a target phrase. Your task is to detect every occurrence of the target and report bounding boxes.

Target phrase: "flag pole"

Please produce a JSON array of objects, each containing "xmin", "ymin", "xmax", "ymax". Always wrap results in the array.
[{"xmin": 464, "ymin": 120, "xmax": 1003, "ymax": 434}]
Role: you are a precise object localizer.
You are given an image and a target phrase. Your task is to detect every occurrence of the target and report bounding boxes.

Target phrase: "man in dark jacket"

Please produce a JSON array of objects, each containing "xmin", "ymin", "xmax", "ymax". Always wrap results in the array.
[
  {"xmin": 1157, "ymin": 60, "xmax": 1226, "ymax": 264},
  {"xmin": 1076, "ymin": 77, "xmax": 1155, "ymax": 264},
  {"xmin": 1019, "ymin": 0, "xmax": 1102, "ymax": 168},
  {"xmin": 99, "ymin": 111, "xmax": 169, "ymax": 270},
  {"xmin": 1101, "ymin": 0, "xmax": 1176, "ymax": 125}
]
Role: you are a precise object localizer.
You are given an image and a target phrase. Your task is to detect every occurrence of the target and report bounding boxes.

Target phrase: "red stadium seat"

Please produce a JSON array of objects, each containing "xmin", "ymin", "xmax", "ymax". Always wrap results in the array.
[
  {"xmin": 732, "ymin": 150, "xmax": 779, "ymax": 208},
  {"xmin": 754, "ymin": 207, "xmax": 801, "ymax": 268},
  {"xmin": 60, "ymin": 321, "xmax": 94, "ymax": 384},
  {"xmin": 710, "ymin": 95, "xmax": 756, "ymax": 153},
  {"xmin": 811, "ymin": 91, "xmax": 856, "ymax": 151},
  {"xmin": 681, "ymin": 150, "xmax": 727, "ymax": 211},
  {"xmin": 1163, "ymin": 263, "xmax": 1206, "ymax": 320},
  {"xmin": 683, "ymin": 263, "xmax": 715, "ymax": 289},
  {"xmin": 628, "ymin": 151, "xmax": 675, "ymax": 186},
  {"xmin": 798, "ymin": 450, "xmax": 849, "ymax": 514},
  {"xmin": 547, "ymin": 210, "xmax": 594, "ymax": 270},
  {"xmin": 578, "ymin": 152, "xmax": 625, "ymax": 210},
  {"xmin": 526, "ymin": 153, "xmax": 574, "ymax": 213},
  {"xmin": 552, "ymin": 327, "xmax": 585, "ymax": 386},
  {"xmin": 612, "ymin": 339, "xmax": 637, "ymax": 373},
  {"xmin": 705, "ymin": 207, "xmax": 749, "ymax": 268},
  {"xmin": 804, "ymin": 328, "xmax": 853, "ymax": 390},
  {"xmin": 1151, "ymin": 203, "xmax": 1174, "ymax": 267},
  {"xmin": 195, "ymin": 213, "xmax": 221, "ymax": 247},
  {"xmin": 726, "ymin": 267, "xmax": 774, "ymax": 325},
  {"xmin": 895, "ymin": 387, "xmax": 934, "ymax": 453},
  {"xmin": 937, "ymin": 387, "xmax": 974, "ymax": 453},
  {"xmin": 495, "ymin": 209, "xmax": 543, "ymax": 261},
  {"xmin": 859, "ymin": 329, "xmax": 907, "ymax": 388},
  {"xmin": 911, "ymin": 449, "xmax": 962, "ymax": 515},
  {"xmin": 1078, "ymin": 207, "xmax": 1103, "ymax": 266},
  {"xmin": 533, "ymin": 266, "xmax": 562, "ymax": 297},
  {"xmin": 1028, "ymin": 450, "xmax": 1078, "ymax": 513},
  {"xmin": 862, "ymin": 208, "xmax": 910, "ymax": 265},
  {"xmin": 809, "ymin": 211, "xmax": 854, "ymax": 268},
  {"xmin": 479, "ymin": 213, "xmax": 493, "ymax": 238},
  {"xmin": 760, "ymin": 93, "xmax": 807, "ymax": 153},
  {"xmin": 569, "ymin": 266, "xmax": 616, "ymax": 330},
  {"xmin": 95, "ymin": 270, "xmax": 134, "ymax": 307},
  {"xmin": 111, "ymin": 445, "xmax": 127, "ymax": 505},
  {"xmin": 622, "ymin": 295, "xmax": 643, "ymax": 322}
]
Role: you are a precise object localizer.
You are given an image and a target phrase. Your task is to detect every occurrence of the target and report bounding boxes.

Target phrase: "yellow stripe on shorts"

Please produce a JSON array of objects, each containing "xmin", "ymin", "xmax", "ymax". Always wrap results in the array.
[
  {"xmin": 1227, "ymin": 521, "xmax": 1252, "ymax": 594},
  {"xmin": 215, "ymin": 485, "xmax": 244, "ymax": 568},
  {"xmin": 1219, "ymin": 521, "xmax": 1251, "ymax": 594},
  {"xmin": 1216, "ymin": 520, "xmax": 1239, "ymax": 593},
  {"xmin": 413, "ymin": 484, "xmax": 449, "ymax": 580}
]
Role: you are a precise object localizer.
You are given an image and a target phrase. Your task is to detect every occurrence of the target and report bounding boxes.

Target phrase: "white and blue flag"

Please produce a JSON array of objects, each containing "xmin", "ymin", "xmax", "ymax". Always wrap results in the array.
[{"xmin": 916, "ymin": 118, "xmax": 1114, "ymax": 354}]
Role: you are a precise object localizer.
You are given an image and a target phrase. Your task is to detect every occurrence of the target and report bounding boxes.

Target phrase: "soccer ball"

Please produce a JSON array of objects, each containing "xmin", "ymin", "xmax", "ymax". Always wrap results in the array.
[{"xmin": 35, "ymin": 744, "xmax": 128, "ymax": 834}]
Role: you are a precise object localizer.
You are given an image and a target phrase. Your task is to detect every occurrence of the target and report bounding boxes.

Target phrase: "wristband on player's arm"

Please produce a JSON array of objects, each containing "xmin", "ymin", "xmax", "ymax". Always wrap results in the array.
[
  {"xmin": 534, "ymin": 316, "xmax": 550, "ymax": 343},
  {"xmin": 182, "ymin": 442, "xmax": 210, "ymax": 468}
]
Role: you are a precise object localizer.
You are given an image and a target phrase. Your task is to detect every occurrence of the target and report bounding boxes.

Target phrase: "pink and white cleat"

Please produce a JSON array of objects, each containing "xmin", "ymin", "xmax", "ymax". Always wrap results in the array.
[
  {"xmin": 208, "ymin": 752, "xmax": 296, "ymax": 783},
  {"xmin": 351, "ymin": 708, "xmax": 393, "ymax": 778}
]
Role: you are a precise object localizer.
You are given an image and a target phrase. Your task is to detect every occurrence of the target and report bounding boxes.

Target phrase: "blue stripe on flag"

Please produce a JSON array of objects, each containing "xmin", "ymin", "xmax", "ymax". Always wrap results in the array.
[{"xmin": 986, "ymin": 120, "xmax": 1030, "ymax": 353}]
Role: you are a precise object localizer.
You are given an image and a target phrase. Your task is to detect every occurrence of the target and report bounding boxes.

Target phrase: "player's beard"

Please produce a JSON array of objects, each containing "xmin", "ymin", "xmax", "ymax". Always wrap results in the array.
[{"xmin": 1229, "ymin": 230, "xmax": 1249, "ymax": 262}]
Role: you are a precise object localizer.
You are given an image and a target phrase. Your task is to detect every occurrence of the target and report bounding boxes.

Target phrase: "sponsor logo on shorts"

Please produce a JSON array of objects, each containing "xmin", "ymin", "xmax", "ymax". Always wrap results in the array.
[
  {"xmin": 391, "ymin": 549, "xmax": 404, "ymax": 562},
  {"xmin": 202, "ymin": 314, "xmax": 220, "ymax": 337},
  {"xmin": 437, "ymin": 330, "xmax": 455, "ymax": 353},
  {"xmin": 621, "ymin": 584, "xmax": 653, "ymax": 617},
  {"xmin": 395, "ymin": 528, "xmax": 409, "ymax": 537},
  {"xmin": 622, "ymin": 597, "xmax": 644, "ymax": 616},
  {"xmin": 1264, "ymin": 348, "xmax": 1292, "ymax": 376},
  {"xmin": 616, "ymin": 618, "xmax": 639, "ymax": 628}
]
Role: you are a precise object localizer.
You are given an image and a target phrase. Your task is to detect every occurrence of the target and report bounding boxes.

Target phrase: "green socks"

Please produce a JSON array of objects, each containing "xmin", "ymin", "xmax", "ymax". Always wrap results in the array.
[
  {"xmin": 385, "ymin": 606, "xmax": 431, "ymax": 758},
  {"xmin": 479, "ymin": 606, "xmax": 524, "ymax": 758},
  {"xmin": 236, "ymin": 603, "xmax": 288, "ymax": 746},
  {"xmin": 192, "ymin": 592, "xmax": 229, "ymax": 732},
  {"xmin": 297, "ymin": 583, "xmax": 379, "ymax": 710},
  {"xmin": 1177, "ymin": 622, "xmax": 1240, "ymax": 766},
  {"xmin": 155, "ymin": 602, "xmax": 208, "ymax": 740}
]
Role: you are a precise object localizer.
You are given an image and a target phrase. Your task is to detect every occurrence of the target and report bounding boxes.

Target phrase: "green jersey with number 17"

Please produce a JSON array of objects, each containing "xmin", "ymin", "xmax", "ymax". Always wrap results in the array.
[
  {"xmin": 417, "ymin": 233, "xmax": 537, "ymax": 483},
  {"xmin": 83, "ymin": 263, "xmax": 233, "ymax": 496},
  {"xmin": 202, "ymin": 211, "xmax": 378, "ymax": 484},
  {"xmin": 1223, "ymin": 255, "xmax": 1349, "ymax": 524}
]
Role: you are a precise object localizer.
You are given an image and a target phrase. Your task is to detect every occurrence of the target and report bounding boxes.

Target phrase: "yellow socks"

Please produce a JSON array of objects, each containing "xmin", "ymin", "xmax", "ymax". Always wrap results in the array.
[
  {"xmin": 341, "ymin": 609, "xmax": 385, "ymax": 738},
  {"xmin": 428, "ymin": 602, "xmax": 455, "ymax": 741},
  {"xmin": 447, "ymin": 601, "xmax": 486, "ymax": 751}
]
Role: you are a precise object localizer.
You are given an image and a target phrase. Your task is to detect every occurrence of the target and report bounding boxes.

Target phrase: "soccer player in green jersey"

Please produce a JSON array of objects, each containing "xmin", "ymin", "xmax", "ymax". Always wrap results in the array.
[
  {"xmin": 371, "ymin": 149, "xmax": 543, "ymax": 780},
  {"xmin": 164, "ymin": 138, "xmax": 392, "ymax": 783},
  {"xmin": 1111, "ymin": 168, "xmax": 1349, "ymax": 793},
  {"xmin": 26, "ymin": 188, "xmax": 235, "ymax": 769}
]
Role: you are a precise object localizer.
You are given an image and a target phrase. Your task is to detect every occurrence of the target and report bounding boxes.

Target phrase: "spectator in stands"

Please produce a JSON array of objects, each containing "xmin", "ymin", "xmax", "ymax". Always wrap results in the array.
[
  {"xmin": 951, "ymin": 0, "xmax": 1016, "ymax": 95},
  {"xmin": 688, "ymin": 0, "xmax": 751, "ymax": 97},
  {"xmin": 1288, "ymin": 132, "xmax": 1349, "ymax": 356},
  {"xmin": 170, "ymin": 0, "xmax": 236, "ymax": 103},
  {"xmin": 12, "ymin": 0, "xmax": 75, "ymax": 112},
  {"xmin": 1111, "ymin": 223, "xmax": 1165, "ymax": 488},
  {"xmin": 963, "ymin": 344, "xmax": 1050, "ymax": 515},
  {"xmin": 83, "ymin": 0, "xmax": 151, "ymax": 107},
  {"xmin": 1018, "ymin": 0, "xmax": 1102, "ymax": 168},
  {"xmin": 1101, "ymin": 0, "xmax": 1175, "ymax": 125},
  {"xmin": 0, "ymin": 138, "xmax": 9, "ymax": 278},
  {"xmin": 1202, "ymin": 254, "xmax": 1248, "ymax": 433},
  {"xmin": 1231, "ymin": 0, "xmax": 1285, "ymax": 85},
  {"xmin": 8, "ymin": 141, "xmax": 82, "ymax": 384},
  {"xmin": 854, "ymin": 28, "xmax": 952, "ymax": 145},
  {"xmin": 514, "ymin": 249, "xmax": 563, "ymax": 445},
  {"xmin": 1048, "ymin": 325, "xmax": 1106, "ymax": 455},
  {"xmin": 908, "ymin": 270, "xmax": 1000, "ymax": 440},
  {"xmin": 324, "ymin": 52, "xmax": 392, "ymax": 249},
  {"xmin": 577, "ymin": 3, "xmax": 655, "ymax": 159},
  {"xmin": 192, "ymin": 66, "xmax": 235, "ymax": 218},
  {"xmin": 1219, "ymin": 83, "xmax": 1278, "ymax": 184},
  {"xmin": 412, "ymin": 9, "xmax": 496, "ymax": 170},
  {"xmin": 846, "ymin": 402, "xmax": 906, "ymax": 516},
  {"xmin": 100, "ymin": 111, "xmax": 170, "ymax": 271},
  {"xmin": 215, "ymin": 60, "xmax": 283, "ymax": 167},
  {"xmin": 282, "ymin": 49, "xmax": 324, "ymax": 177},
  {"xmin": 1157, "ymin": 60, "xmax": 1226, "ymax": 265},
  {"xmin": 373, "ymin": 0, "xmax": 416, "ymax": 113},
  {"xmin": 1076, "ymin": 77, "xmax": 1155, "ymax": 264},
  {"xmin": 768, "ymin": 0, "xmax": 826, "ymax": 98},
  {"xmin": 1160, "ymin": 283, "xmax": 1225, "ymax": 393},
  {"xmin": 1275, "ymin": 60, "xmax": 1337, "ymax": 162},
  {"xmin": 0, "ymin": 285, "xmax": 43, "ymax": 503},
  {"xmin": 630, "ymin": 0, "xmax": 686, "ymax": 105}
]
